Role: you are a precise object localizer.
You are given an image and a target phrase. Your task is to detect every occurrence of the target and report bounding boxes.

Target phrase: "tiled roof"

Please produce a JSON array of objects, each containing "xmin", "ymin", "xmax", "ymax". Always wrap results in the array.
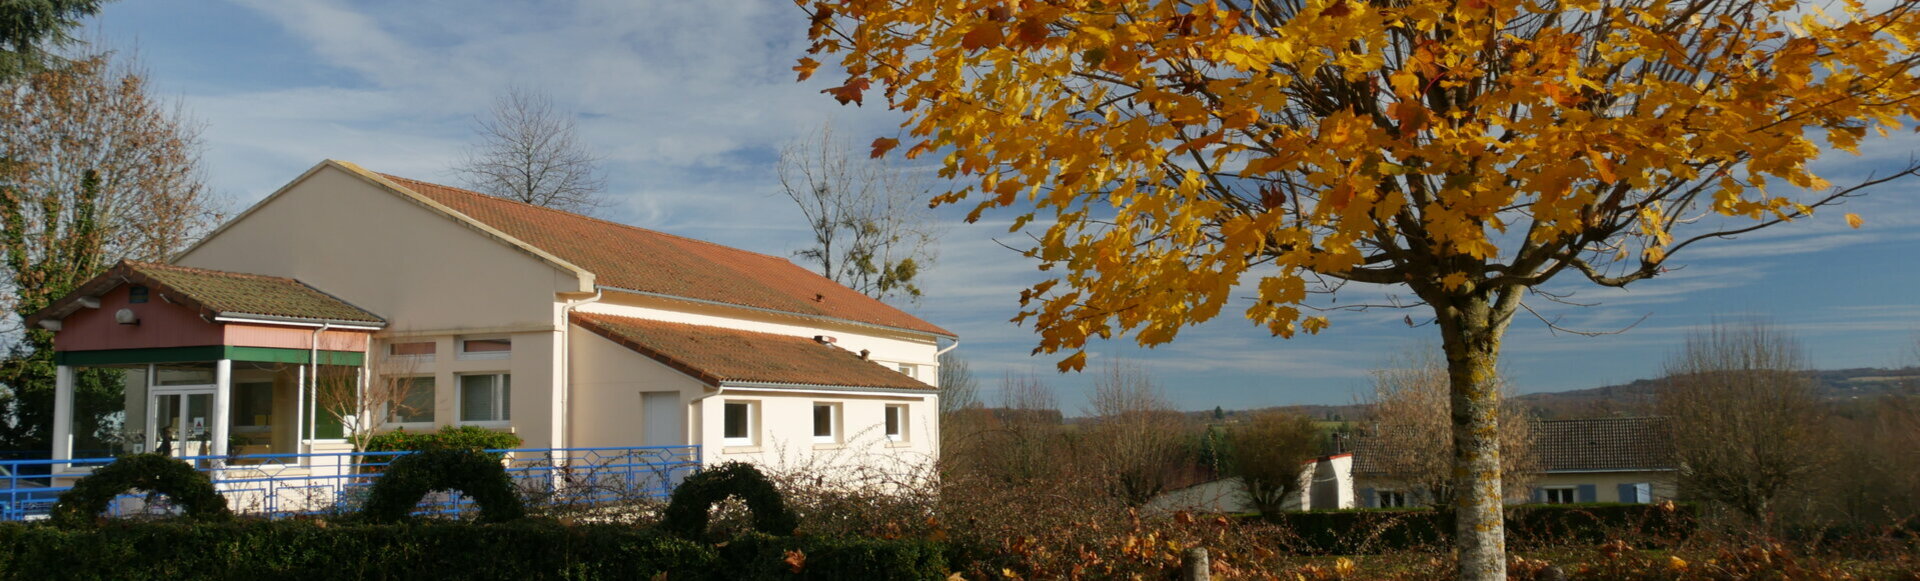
[
  {"xmin": 1351, "ymin": 416, "xmax": 1675, "ymax": 474},
  {"xmin": 1533, "ymin": 416, "xmax": 1675, "ymax": 472},
  {"xmin": 572, "ymin": 311, "xmax": 934, "ymax": 390},
  {"xmin": 380, "ymin": 174, "xmax": 953, "ymax": 337},
  {"xmin": 28, "ymin": 260, "xmax": 385, "ymax": 327}
]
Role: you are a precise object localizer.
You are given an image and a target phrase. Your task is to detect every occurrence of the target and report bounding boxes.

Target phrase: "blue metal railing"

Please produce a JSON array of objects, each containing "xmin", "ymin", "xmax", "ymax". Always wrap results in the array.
[{"xmin": 0, "ymin": 445, "xmax": 701, "ymax": 521}]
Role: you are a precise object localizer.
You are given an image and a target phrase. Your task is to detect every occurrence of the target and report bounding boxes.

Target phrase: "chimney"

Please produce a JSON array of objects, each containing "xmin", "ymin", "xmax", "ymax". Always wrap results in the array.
[
  {"xmin": 859, "ymin": 349, "xmax": 870, "ymax": 360},
  {"xmin": 813, "ymin": 335, "xmax": 837, "ymax": 345}
]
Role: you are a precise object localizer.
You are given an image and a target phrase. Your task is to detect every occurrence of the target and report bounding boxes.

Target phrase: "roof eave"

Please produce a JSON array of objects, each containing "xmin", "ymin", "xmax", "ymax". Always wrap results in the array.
[
  {"xmin": 212, "ymin": 313, "xmax": 387, "ymax": 329},
  {"xmin": 718, "ymin": 380, "xmax": 940, "ymax": 394},
  {"xmin": 597, "ymin": 285, "xmax": 957, "ymax": 340}
]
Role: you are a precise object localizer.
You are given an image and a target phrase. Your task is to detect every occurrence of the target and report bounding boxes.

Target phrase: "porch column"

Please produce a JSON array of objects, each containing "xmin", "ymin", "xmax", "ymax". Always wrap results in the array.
[
  {"xmin": 52, "ymin": 365, "xmax": 73, "ymax": 463},
  {"xmin": 212, "ymin": 359, "xmax": 231, "ymax": 458}
]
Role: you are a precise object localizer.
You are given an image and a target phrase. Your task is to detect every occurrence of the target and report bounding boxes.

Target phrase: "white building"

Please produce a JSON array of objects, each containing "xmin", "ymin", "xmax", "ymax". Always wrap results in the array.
[{"xmin": 28, "ymin": 160, "xmax": 952, "ymax": 481}]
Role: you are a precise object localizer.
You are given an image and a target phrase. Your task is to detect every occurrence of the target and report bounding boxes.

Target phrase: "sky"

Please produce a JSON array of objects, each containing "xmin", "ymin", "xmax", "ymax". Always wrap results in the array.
[{"xmin": 88, "ymin": 0, "xmax": 1920, "ymax": 414}]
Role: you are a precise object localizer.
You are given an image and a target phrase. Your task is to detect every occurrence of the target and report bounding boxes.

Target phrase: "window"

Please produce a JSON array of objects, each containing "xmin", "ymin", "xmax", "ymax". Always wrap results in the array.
[
  {"xmin": 232, "ymin": 382, "xmax": 275, "ymax": 430},
  {"xmin": 1623, "ymin": 482, "xmax": 1653, "ymax": 504},
  {"xmin": 458, "ymin": 374, "xmax": 511, "ymax": 423},
  {"xmin": 155, "ymin": 364, "xmax": 215, "ymax": 386},
  {"xmin": 896, "ymin": 364, "xmax": 917, "ymax": 378},
  {"xmin": 884, "ymin": 404, "xmax": 908, "ymax": 442},
  {"xmin": 459, "ymin": 337, "xmax": 511, "ymax": 360},
  {"xmin": 722, "ymin": 401, "xmax": 757, "ymax": 446},
  {"xmin": 389, "ymin": 341, "xmax": 436, "ymax": 359},
  {"xmin": 388, "ymin": 377, "xmax": 436, "ymax": 425},
  {"xmin": 1543, "ymin": 487, "xmax": 1577, "ymax": 504},
  {"xmin": 1378, "ymin": 490, "xmax": 1408, "ymax": 508},
  {"xmin": 812, "ymin": 403, "xmax": 840, "ymax": 444}
]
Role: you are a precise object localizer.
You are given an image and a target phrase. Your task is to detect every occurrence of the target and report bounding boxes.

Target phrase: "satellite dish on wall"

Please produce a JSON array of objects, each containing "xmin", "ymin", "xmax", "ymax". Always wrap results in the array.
[{"xmin": 114, "ymin": 308, "xmax": 139, "ymax": 325}]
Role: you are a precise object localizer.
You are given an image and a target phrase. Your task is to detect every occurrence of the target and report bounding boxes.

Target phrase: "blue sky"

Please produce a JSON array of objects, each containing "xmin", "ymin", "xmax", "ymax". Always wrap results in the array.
[{"xmin": 92, "ymin": 1, "xmax": 1920, "ymax": 413}]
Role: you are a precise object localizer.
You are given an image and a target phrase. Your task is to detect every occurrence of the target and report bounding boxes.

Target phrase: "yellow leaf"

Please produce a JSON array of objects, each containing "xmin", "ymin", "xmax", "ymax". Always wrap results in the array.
[
  {"xmin": 792, "ymin": 57, "xmax": 820, "ymax": 82},
  {"xmin": 1845, "ymin": 213, "xmax": 1863, "ymax": 229}
]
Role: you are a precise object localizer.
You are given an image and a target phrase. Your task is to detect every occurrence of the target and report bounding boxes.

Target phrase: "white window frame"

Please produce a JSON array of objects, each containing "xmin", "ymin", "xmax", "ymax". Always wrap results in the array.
[
  {"xmin": 884, "ymin": 404, "xmax": 908, "ymax": 442},
  {"xmin": 385, "ymin": 375, "xmax": 437, "ymax": 430},
  {"xmin": 456, "ymin": 373, "xmax": 511, "ymax": 426},
  {"xmin": 457, "ymin": 336, "xmax": 512, "ymax": 361},
  {"xmin": 722, "ymin": 400, "xmax": 758, "ymax": 447},
  {"xmin": 896, "ymin": 363, "xmax": 917, "ymax": 378},
  {"xmin": 811, "ymin": 402, "xmax": 842, "ymax": 444},
  {"xmin": 1542, "ymin": 486, "xmax": 1578, "ymax": 505}
]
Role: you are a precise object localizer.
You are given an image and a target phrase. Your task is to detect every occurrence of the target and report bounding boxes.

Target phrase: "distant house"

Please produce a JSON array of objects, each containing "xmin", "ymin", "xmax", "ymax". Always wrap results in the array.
[
  {"xmin": 26, "ymin": 160, "xmax": 953, "ymax": 481},
  {"xmin": 1351, "ymin": 416, "xmax": 1676, "ymax": 508},
  {"xmin": 1525, "ymin": 416, "xmax": 1676, "ymax": 504}
]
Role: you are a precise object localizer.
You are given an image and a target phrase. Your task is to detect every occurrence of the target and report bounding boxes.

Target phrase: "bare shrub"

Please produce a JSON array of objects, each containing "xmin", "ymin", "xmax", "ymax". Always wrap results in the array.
[{"xmin": 1083, "ymin": 360, "xmax": 1193, "ymax": 506}]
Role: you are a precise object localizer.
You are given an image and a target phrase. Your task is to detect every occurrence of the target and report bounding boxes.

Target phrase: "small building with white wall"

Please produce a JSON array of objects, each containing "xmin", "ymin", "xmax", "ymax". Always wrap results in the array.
[{"xmin": 26, "ymin": 160, "xmax": 952, "ymax": 483}]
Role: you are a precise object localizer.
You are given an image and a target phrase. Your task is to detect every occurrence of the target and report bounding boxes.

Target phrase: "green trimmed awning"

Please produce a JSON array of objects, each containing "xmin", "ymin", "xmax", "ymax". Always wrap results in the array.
[{"xmin": 54, "ymin": 346, "xmax": 364, "ymax": 367}]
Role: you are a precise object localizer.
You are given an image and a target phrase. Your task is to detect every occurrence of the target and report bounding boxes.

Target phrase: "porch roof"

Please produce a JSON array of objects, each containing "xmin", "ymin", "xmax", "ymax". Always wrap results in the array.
[
  {"xmin": 572, "ymin": 312, "xmax": 934, "ymax": 391},
  {"xmin": 27, "ymin": 260, "xmax": 385, "ymax": 329}
]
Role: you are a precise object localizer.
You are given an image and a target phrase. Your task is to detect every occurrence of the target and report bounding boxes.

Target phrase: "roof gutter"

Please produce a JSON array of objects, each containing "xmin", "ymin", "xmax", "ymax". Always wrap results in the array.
[
  {"xmin": 717, "ymin": 380, "xmax": 938, "ymax": 396},
  {"xmin": 212, "ymin": 315, "xmax": 385, "ymax": 330},
  {"xmin": 596, "ymin": 285, "xmax": 957, "ymax": 340}
]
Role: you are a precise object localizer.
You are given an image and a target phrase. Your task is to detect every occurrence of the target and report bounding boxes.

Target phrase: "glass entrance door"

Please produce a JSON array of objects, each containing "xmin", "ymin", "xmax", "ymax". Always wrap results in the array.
[{"xmin": 150, "ymin": 390, "xmax": 214, "ymax": 458}]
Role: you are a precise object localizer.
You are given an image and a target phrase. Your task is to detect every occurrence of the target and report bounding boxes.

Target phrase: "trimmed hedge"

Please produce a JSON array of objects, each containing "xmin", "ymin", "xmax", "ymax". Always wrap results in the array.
[
  {"xmin": 1261, "ymin": 502, "xmax": 1697, "ymax": 554},
  {"xmin": 50, "ymin": 454, "xmax": 231, "ymax": 527},
  {"xmin": 359, "ymin": 448, "xmax": 525, "ymax": 523},
  {"xmin": 364, "ymin": 425, "xmax": 523, "ymax": 454},
  {"xmin": 0, "ymin": 520, "xmax": 949, "ymax": 580},
  {"xmin": 661, "ymin": 462, "xmax": 798, "ymax": 541}
]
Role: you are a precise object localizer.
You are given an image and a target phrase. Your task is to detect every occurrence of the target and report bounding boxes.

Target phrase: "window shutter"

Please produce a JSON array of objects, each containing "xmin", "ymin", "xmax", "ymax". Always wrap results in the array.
[
  {"xmin": 1635, "ymin": 482, "xmax": 1652, "ymax": 503},
  {"xmin": 1531, "ymin": 487, "xmax": 1544, "ymax": 503},
  {"xmin": 1617, "ymin": 483, "xmax": 1636, "ymax": 504},
  {"xmin": 1577, "ymin": 484, "xmax": 1597, "ymax": 503},
  {"xmin": 1360, "ymin": 487, "xmax": 1377, "ymax": 508}
]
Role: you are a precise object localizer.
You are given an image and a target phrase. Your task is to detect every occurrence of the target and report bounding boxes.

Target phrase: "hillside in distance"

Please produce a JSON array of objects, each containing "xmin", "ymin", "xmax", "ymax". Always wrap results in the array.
[{"xmin": 1200, "ymin": 367, "xmax": 1920, "ymax": 421}]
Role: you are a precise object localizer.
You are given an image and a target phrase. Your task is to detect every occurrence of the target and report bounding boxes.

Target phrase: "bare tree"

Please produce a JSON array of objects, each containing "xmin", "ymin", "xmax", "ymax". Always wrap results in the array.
[
  {"xmin": 1361, "ymin": 349, "xmax": 1537, "ymax": 506},
  {"xmin": 777, "ymin": 122, "xmax": 937, "ymax": 303},
  {"xmin": 0, "ymin": 53, "xmax": 220, "ymax": 451},
  {"xmin": 937, "ymin": 350, "xmax": 980, "ymax": 414},
  {"xmin": 1225, "ymin": 410, "xmax": 1324, "ymax": 515},
  {"xmin": 1659, "ymin": 321, "xmax": 1829, "ymax": 529},
  {"xmin": 1082, "ymin": 360, "xmax": 1190, "ymax": 506},
  {"xmin": 453, "ymin": 86, "xmax": 607, "ymax": 214},
  {"xmin": 316, "ymin": 352, "xmax": 426, "ymax": 452}
]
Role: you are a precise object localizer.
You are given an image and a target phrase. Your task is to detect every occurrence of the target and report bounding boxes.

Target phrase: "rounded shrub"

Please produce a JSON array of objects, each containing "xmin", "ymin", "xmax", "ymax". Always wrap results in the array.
[
  {"xmin": 358, "ymin": 448, "xmax": 525, "ymax": 523},
  {"xmin": 661, "ymin": 461, "xmax": 798, "ymax": 541},
  {"xmin": 50, "ymin": 453, "xmax": 231, "ymax": 527}
]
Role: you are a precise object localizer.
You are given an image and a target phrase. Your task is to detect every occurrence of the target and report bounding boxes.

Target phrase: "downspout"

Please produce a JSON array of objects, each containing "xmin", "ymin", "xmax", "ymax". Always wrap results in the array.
[
  {"xmin": 556, "ymin": 290, "xmax": 601, "ymax": 451},
  {"xmin": 307, "ymin": 323, "xmax": 332, "ymax": 455},
  {"xmin": 935, "ymin": 338, "xmax": 960, "ymax": 357}
]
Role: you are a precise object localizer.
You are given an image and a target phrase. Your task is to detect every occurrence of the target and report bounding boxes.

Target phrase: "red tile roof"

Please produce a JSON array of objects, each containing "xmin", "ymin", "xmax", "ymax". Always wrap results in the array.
[
  {"xmin": 379, "ymin": 174, "xmax": 953, "ymax": 337},
  {"xmin": 572, "ymin": 311, "xmax": 934, "ymax": 390},
  {"xmin": 27, "ymin": 260, "xmax": 385, "ymax": 327}
]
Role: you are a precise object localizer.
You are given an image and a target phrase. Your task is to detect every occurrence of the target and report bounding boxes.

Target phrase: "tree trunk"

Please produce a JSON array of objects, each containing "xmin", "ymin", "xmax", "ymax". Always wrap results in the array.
[{"xmin": 1435, "ymin": 291, "xmax": 1510, "ymax": 581}]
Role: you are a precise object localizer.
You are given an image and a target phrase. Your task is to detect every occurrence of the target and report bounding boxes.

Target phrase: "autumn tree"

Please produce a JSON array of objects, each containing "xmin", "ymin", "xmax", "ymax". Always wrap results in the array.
[
  {"xmin": 0, "ymin": 54, "xmax": 218, "ymax": 452},
  {"xmin": 778, "ymin": 122, "xmax": 938, "ymax": 303},
  {"xmin": 454, "ymin": 86, "xmax": 607, "ymax": 215},
  {"xmin": 1359, "ymin": 349, "xmax": 1535, "ymax": 507},
  {"xmin": 1659, "ymin": 321, "xmax": 1829, "ymax": 529},
  {"xmin": 801, "ymin": 0, "xmax": 1920, "ymax": 577},
  {"xmin": 1082, "ymin": 359, "xmax": 1190, "ymax": 505},
  {"xmin": 1225, "ymin": 410, "xmax": 1323, "ymax": 515}
]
